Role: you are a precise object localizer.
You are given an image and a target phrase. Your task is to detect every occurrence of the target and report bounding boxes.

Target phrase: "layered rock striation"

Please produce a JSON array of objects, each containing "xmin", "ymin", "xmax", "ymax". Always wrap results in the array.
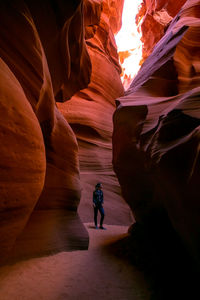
[
  {"xmin": 58, "ymin": 0, "xmax": 133, "ymax": 225},
  {"xmin": 137, "ymin": 0, "xmax": 187, "ymax": 62},
  {"xmin": 0, "ymin": 0, "xmax": 91, "ymax": 264},
  {"xmin": 113, "ymin": 0, "xmax": 200, "ymax": 267}
]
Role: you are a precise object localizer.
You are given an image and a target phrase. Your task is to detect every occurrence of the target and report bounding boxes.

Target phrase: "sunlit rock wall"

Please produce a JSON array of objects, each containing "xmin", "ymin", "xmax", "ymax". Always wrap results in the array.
[
  {"xmin": 0, "ymin": 0, "xmax": 91, "ymax": 265},
  {"xmin": 113, "ymin": 0, "xmax": 200, "ymax": 265},
  {"xmin": 137, "ymin": 0, "xmax": 187, "ymax": 61},
  {"xmin": 58, "ymin": 0, "xmax": 133, "ymax": 225}
]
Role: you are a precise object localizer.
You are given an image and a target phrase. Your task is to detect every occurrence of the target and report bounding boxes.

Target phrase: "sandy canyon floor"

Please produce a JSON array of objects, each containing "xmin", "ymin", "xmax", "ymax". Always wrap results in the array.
[{"xmin": 0, "ymin": 223, "xmax": 150, "ymax": 300}]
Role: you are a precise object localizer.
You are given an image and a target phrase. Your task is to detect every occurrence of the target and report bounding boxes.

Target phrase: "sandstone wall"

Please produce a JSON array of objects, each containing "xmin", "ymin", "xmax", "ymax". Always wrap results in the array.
[
  {"xmin": 113, "ymin": 0, "xmax": 200, "ymax": 266},
  {"xmin": 0, "ymin": 0, "xmax": 91, "ymax": 264},
  {"xmin": 58, "ymin": 0, "xmax": 134, "ymax": 225},
  {"xmin": 137, "ymin": 0, "xmax": 187, "ymax": 61}
]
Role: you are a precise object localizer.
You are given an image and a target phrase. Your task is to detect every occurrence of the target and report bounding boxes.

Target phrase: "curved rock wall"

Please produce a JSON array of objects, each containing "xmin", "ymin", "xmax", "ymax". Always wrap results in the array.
[
  {"xmin": 113, "ymin": 0, "xmax": 200, "ymax": 266},
  {"xmin": 137, "ymin": 0, "xmax": 187, "ymax": 61},
  {"xmin": 58, "ymin": 0, "xmax": 134, "ymax": 225},
  {"xmin": 0, "ymin": 58, "xmax": 46, "ymax": 264},
  {"xmin": 0, "ymin": 0, "xmax": 90, "ymax": 264}
]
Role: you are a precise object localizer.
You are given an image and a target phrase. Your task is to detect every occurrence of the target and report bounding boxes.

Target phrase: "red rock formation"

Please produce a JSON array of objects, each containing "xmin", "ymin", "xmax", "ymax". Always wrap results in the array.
[
  {"xmin": 25, "ymin": 0, "xmax": 92, "ymax": 100},
  {"xmin": 0, "ymin": 0, "xmax": 91, "ymax": 264},
  {"xmin": 137, "ymin": 0, "xmax": 187, "ymax": 61},
  {"xmin": 0, "ymin": 58, "xmax": 46, "ymax": 263},
  {"xmin": 58, "ymin": 0, "xmax": 133, "ymax": 226},
  {"xmin": 108, "ymin": 0, "xmax": 125, "ymax": 33},
  {"xmin": 113, "ymin": 0, "xmax": 200, "ymax": 266}
]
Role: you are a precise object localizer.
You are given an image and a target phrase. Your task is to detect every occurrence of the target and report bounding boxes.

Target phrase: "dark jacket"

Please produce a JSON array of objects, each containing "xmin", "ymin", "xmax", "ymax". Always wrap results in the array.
[{"xmin": 93, "ymin": 189, "xmax": 104, "ymax": 207}]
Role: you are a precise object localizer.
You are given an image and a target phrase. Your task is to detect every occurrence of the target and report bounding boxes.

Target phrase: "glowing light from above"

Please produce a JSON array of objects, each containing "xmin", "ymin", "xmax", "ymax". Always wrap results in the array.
[{"xmin": 115, "ymin": 0, "xmax": 143, "ymax": 90}]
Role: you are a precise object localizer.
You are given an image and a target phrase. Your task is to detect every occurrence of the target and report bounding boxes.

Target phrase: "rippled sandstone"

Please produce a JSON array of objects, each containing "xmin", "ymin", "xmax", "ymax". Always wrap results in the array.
[
  {"xmin": 58, "ymin": 0, "xmax": 133, "ymax": 226},
  {"xmin": 0, "ymin": 0, "xmax": 91, "ymax": 264},
  {"xmin": 137, "ymin": 0, "xmax": 187, "ymax": 61},
  {"xmin": 113, "ymin": 0, "xmax": 200, "ymax": 268}
]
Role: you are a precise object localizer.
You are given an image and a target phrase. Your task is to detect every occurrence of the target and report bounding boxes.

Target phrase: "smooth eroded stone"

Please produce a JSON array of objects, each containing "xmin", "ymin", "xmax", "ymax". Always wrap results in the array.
[
  {"xmin": 58, "ymin": 0, "xmax": 133, "ymax": 226},
  {"xmin": 0, "ymin": 0, "xmax": 91, "ymax": 263},
  {"xmin": 0, "ymin": 58, "xmax": 46, "ymax": 265},
  {"xmin": 113, "ymin": 0, "xmax": 200, "ymax": 265},
  {"xmin": 136, "ymin": 0, "xmax": 187, "ymax": 61}
]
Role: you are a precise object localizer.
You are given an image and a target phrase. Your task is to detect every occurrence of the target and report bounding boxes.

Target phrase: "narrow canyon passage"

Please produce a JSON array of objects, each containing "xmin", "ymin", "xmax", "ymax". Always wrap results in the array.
[
  {"xmin": 1, "ymin": 1, "xmax": 200, "ymax": 300},
  {"xmin": 0, "ymin": 224, "xmax": 150, "ymax": 300}
]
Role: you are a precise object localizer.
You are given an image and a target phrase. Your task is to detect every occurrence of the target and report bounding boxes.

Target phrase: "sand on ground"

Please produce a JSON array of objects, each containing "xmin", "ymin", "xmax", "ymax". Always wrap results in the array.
[{"xmin": 0, "ymin": 223, "xmax": 150, "ymax": 300}]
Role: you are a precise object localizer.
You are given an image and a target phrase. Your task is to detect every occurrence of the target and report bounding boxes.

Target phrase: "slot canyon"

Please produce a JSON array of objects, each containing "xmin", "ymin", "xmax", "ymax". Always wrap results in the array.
[{"xmin": 0, "ymin": 0, "xmax": 200, "ymax": 299}]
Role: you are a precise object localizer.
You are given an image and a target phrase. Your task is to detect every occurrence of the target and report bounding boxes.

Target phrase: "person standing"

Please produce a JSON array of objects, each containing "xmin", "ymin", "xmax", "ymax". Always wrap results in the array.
[{"xmin": 93, "ymin": 183, "xmax": 106, "ymax": 229}]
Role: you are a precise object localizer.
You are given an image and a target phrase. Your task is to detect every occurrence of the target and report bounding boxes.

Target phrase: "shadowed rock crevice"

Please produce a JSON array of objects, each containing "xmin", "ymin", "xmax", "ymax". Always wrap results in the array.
[
  {"xmin": 113, "ymin": 0, "xmax": 200, "ymax": 281},
  {"xmin": 108, "ymin": 215, "xmax": 200, "ymax": 300}
]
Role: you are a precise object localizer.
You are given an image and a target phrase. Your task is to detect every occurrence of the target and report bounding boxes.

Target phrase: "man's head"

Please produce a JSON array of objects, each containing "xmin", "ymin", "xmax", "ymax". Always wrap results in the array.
[{"xmin": 96, "ymin": 183, "xmax": 102, "ymax": 189}]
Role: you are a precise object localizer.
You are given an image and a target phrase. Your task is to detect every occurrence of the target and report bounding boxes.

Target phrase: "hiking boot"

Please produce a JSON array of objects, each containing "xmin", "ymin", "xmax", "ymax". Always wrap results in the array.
[{"xmin": 99, "ymin": 226, "xmax": 106, "ymax": 230}]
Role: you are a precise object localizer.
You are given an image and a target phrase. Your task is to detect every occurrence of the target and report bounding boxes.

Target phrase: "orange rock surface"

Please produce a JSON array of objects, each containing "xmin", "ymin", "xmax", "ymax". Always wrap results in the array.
[
  {"xmin": 0, "ymin": 1, "xmax": 91, "ymax": 264},
  {"xmin": 0, "ymin": 58, "xmax": 46, "ymax": 264},
  {"xmin": 113, "ymin": 0, "xmax": 200, "ymax": 265},
  {"xmin": 58, "ymin": 0, "xmax": 133, "ymax": 226},
  {"xmin": 137, "ymin": 0, "xmax": 187, "ymax": 61},
  {"xmin": 2, "ymin": 0, "xmax": 199, "ymax": 274}
]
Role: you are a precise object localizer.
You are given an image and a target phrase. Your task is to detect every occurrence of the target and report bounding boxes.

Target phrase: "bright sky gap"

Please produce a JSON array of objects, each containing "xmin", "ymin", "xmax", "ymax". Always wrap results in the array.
[{"xmin": 115, "ymin": 0, "xmax": 143, "ymax": 90}]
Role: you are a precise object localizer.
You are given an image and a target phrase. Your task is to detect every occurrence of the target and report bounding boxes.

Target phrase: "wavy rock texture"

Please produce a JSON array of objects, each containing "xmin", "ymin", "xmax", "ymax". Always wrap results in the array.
[
  {"xmin": 58, "ymin": 0, "xmax": 133, "ymax": 226},
  {"xmin": 0, "ymin": 0, "xmax": 90, "ymax": 264},
  {"xmin": 113, "ymin": 0, "xmax": 200, "ymax": 266},
  {"xmin": 0, "ymin": 59, "xmax": 46, "ymax": 264},
  {"xmin": 137, "ymin": 0, "xmax": 187, "ymax": 61}
]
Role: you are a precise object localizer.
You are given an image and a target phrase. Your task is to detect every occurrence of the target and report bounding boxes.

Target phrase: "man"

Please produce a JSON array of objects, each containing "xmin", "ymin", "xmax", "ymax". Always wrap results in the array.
[{"xmin": 93, "ymin": 183, "xmax": 106, "ymax": 229}]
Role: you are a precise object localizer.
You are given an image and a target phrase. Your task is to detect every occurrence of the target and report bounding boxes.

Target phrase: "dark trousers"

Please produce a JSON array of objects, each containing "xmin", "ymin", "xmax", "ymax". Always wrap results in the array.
[{"xmin": 94, "ymin": 205, "xmax": 105, "ymax": 226}]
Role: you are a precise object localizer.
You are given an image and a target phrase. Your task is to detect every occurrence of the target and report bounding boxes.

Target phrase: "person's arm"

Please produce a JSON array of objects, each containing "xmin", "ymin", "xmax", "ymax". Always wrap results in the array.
[
  {"xmin": 101, "ymin": 191, "xmax": 104, "ymax": 204},
  {"xmin": 93, "ymin": 191, "xmax": 97, "ymax": 206}
]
